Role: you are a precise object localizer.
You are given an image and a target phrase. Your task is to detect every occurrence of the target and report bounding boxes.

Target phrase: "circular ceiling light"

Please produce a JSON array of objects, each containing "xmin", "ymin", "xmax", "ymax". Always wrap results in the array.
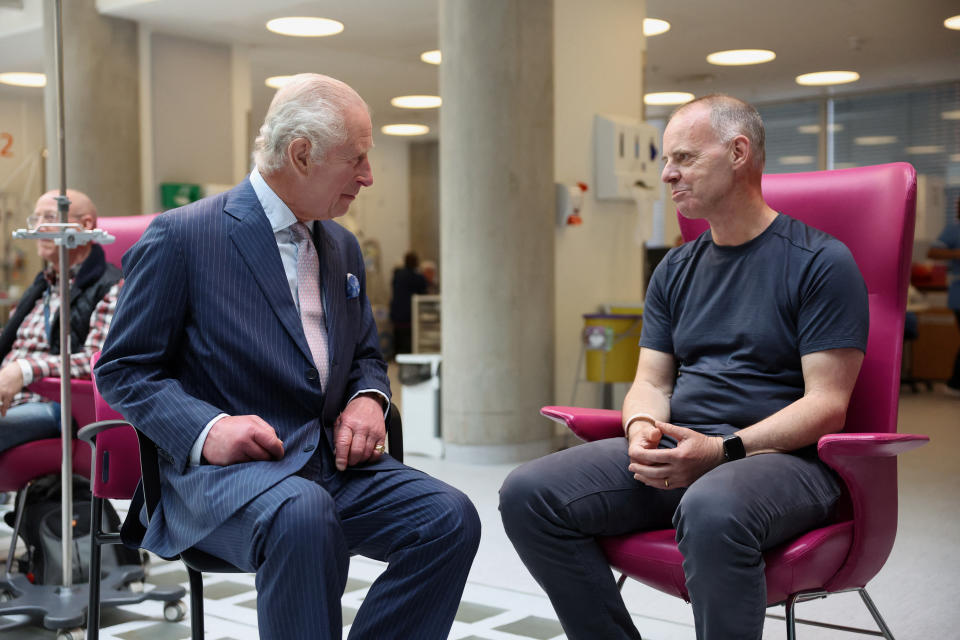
[
  {"xmin": 706, "ymin": 49, "xmax": 776, "ymax": 66},
  {"xmin": 391, "ymin": 95, "xmax": 442, "ymax": 109},
  {"xmin": 795, "ymin": 71, "xmax": 860, "ymax": 86},
  {"xmin": 420, "ymin": 50, "xmax": 441, "ymax": 65},
  {"xmin": 0, "ymin": 72, "xmax": 46, "ymax": 87},
  {"xmin": 266, "ymin": 17, "xmax": 344, "ymax": 37},
  {"xmin": 854, "ymin": 135, "xmax": 897, "ymax": 146},
  {"xmin": 265, "ymin": 75, "xmax": 297, "ymax": 89},
  {"xmin": 643, "ymin": 18, "xmax": 670, "ymax": 37},
  {"xmin": 944, "ymin": 15, "xmax": 960, "ymax": 30},
  {"xmin": 381, "ymin": 124, "xmax": 430, "ymax": 136},
  {"xmin": 644, "ymin": 92, "xmax": 695, "ymax": 106}
]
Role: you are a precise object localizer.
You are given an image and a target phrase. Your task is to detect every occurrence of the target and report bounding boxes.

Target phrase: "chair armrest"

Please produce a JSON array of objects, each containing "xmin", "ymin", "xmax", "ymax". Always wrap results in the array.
[
  {"xmin": 540, "ymin": 406, "xmax": 623, "ymax": 442},
  {"xmin": 77, "ymin": 419, "xmax": 133, "ymax": 446},
  {"xmin": 817, "ymin": 431, "xmax": 929, "ymax": 591},
  {"xmin": 818, "ymin": 432, "xmax": 929, "ymax": 461},
  {"xmin": 386, "ymin": 403, "xmax": 403, "ymax": 463},
  {"xmin": 134, "ymin": 430, "xmax": 163, "ymax": 519}
]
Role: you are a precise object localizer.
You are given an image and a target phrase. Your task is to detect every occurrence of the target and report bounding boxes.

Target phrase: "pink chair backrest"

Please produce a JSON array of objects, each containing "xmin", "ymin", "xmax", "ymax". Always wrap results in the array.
[
  {"xmin": 90, "ymin": 352, "xmax": 142, "ymax": 499},
  {"xmin": 97, "ymin": 213, "xmax": 159, "ymax": 269},
  {"xmin": 678, "ymin": 163, "xmax": 917, "ymax": 436}
]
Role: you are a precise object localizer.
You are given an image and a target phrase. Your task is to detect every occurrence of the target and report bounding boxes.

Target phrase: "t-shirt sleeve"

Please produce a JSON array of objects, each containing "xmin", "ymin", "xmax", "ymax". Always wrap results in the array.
[
  {"xmin": 639, "ymin": 257, "xmax": 675, "ymax": 354},
  {"xmin": 797, "ymin": 241, "xmax": 869, "ymax": 355}
]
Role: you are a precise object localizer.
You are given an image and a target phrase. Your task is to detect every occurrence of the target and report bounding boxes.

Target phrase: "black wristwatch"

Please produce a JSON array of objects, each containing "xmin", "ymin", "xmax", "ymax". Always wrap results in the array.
[{"xmin": 722, "ymin": 434, "xmax": 746, "ymax": 462}]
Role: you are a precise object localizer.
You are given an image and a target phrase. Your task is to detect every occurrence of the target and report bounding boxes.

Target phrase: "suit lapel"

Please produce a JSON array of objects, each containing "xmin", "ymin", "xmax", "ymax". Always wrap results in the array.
[
  {"xmin": 316, "ymin": 221, "xmax": 342, "ymax": 366},
  {"xmin": 224, "ymin": 181, "xmax": 315, "ymax": 365}
]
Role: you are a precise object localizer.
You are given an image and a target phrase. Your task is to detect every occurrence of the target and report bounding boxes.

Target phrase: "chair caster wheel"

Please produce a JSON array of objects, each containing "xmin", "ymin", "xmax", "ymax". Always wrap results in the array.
[
  {"xmin": 56, "ymin": 628, "xmax": 83, "ymax": 640},
  {"xmin": 164, "ymin": 600, "xmax": 187, "ymax": 622}
]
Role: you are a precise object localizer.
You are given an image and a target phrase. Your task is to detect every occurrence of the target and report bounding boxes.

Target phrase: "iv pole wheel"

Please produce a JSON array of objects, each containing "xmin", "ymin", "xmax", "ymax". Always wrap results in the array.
[
  {"xmin": 56, "ymin": 628, "xmax": 83, "ymax": 640},
  {"xmin": 163, "ymin": 600, "xmax": 187, "ymax": 622}
]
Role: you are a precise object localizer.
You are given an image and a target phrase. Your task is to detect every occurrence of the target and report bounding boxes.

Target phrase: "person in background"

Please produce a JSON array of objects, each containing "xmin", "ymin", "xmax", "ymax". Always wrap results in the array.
[
  {"xmin": 500, "ymin": 95, "xmax": 868, "ymax": 640},
  {"xmin": 389, "ymin": 251, "xmax": 428, "ymax": 355},
  {"xmin": 421, "ymin": 259, "xmax": 439, "ymax": 294},
  {"xmin": 95, "ymin": 73, "xmax": 479, "ymax": 640},
  {"xmin": 927, "ymin": 197, "xmax": 960, "ymax": 395},
  {"xmin": 0, "ymin": 189, "xmax": 121, "ymax": 453}
]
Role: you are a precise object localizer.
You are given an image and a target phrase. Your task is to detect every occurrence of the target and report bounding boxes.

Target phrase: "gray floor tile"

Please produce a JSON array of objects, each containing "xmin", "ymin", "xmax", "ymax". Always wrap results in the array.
[
  {"xmin": 342, "ymin": 605, "xmax": 358, "ymax": 625},
  {"xmin": 146, "ymin": 570, "xmax": 189, "ymax": 588},
  {"xmin": 115, "ymin": 621, "xmax": 191, "ymax": 640},
  {"xmin": 494, "ymin": 615, "xmax": 564, "ymax": 639},
  {"xmin": 455, "ymin": 601, "xmax": 507, "ymax": 623},
  {"xmin": 344, "ymin": 577, "xmax": 372, "ymax": 593},
  {"xmin": 201, "ymin": 581, "xmax": 252, "ymax": 600}
]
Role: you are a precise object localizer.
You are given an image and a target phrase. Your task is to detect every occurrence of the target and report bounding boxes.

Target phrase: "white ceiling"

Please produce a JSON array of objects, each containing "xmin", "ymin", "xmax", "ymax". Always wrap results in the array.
[{"xmin": 1, "ymin": 0, "xmax": 958, "ymax": 129}]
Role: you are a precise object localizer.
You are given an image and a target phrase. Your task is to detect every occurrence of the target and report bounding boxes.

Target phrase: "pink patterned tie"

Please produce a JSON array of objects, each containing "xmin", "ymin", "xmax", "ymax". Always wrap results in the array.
[{"xmin": 291, "ymin": 222, "xmax": 329, "ymax": 389}]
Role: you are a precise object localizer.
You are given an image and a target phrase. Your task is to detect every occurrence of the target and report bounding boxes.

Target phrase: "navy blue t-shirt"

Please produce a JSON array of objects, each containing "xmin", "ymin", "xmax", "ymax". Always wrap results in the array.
[{"xmin": 639, "ymin": 214, "xmax": 868, "ymax": 436}]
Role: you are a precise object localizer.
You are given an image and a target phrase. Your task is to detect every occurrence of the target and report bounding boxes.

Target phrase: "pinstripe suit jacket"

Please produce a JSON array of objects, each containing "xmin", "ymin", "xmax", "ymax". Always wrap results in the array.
[{"xmin": 95, "ymin": 179, "xmax": 402, "ymax": 557}]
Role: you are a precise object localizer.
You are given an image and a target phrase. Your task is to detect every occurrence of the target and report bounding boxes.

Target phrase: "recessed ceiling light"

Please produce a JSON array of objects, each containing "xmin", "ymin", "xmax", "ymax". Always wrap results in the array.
[
  {"xmin": 0, "ymin": 72, "xmax": 46, "ymax": 87},
  {"xmin": 854, "ymin": 135, "xmax": 897, "ymax": 146},
  {"xmin": 421, "ymin": 50, "xmax": 441, "ymax": 65},
  {"xmin": 644, "ymin": 92, "xmax": 695, "ymax": 106},
  {"xmin": 779, "ymin": 155, "xmax": 815, "ymax": 165},
  {"xmin": 950, "ymin": 153, "xmax": 960, "ymax": 163},
  {"xmin": 905, "ymin": 145, "xmax": 945, "ymax": 155},
  {"xmin": 944, "ymin": 15, "xmax": 960, "ymax": 30},
  {"xmin": 942, "ymin": 109, "xmax": 960, "ymax": 120},
  {"xmin": 381, "ymin": 124, "xmax": 430, "ymax": 136},
  {"xmin": 265, "ymin": 75, "xmax": 297, "ymax": 89},
  {"xmin": 643, "ymin": 18, "xmax": 670, "ymax": 37},
  {"xmin": 797, "ymin": 124, "xmax": 845, "ymax": 134},
  {"xmin": 391, "ymin": 95, "xmax": 442, "ymax": 109},
  {"xmin": 795, "ymin": 71, "xmax": 860, "ymax": 86},
  {"xmin": 706, "ymin": 49, "xmax": 776, "ymax": 66},
  {"xmin": 266, "ymin": 17, "xmax": 344, "ymax": 37}
]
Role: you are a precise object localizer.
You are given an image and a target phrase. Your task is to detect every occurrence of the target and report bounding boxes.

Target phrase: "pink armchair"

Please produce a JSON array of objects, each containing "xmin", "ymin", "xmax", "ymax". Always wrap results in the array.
[
  {"xmin": 0, "ymin": 214, "xmax": 156, "ymax": 619},
  {"xmin": 542, "ymin": 162, "xmax": 927, "ymax": 638}
]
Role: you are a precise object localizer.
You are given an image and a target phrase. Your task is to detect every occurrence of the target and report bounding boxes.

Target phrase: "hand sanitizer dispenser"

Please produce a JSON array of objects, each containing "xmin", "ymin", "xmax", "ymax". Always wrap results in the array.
[{"xmin": 594, "ymin": 114, "xmax": 661, "ymax": 201}]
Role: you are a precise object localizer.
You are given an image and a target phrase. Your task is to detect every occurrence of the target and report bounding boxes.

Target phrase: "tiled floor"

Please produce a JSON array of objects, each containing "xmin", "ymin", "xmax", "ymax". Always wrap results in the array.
[{"xmin": 0, "ymin": 387, "xmax": 957, "ymax": 639}]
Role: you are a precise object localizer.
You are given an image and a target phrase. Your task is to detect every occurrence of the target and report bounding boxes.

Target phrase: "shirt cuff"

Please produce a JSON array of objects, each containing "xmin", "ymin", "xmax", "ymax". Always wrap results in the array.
[
  {"xmin": 348, "ymin": 389, "xmax": 390, "ymax": 417},
  {"xmin": 190, "ymin": 413, "xmax": 228, "ymax": 466},
  {"xmin": 16, "ymin": 359, "xmax": 33, "ymax": 387}
]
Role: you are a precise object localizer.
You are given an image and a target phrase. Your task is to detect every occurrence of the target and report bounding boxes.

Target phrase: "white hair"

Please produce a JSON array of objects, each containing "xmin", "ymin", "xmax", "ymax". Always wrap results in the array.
[
  {"xmin": 253, "ymin": 73, "xmax": 367, "ymax": 173},
  {"xmin": 673, "ymin": 94, "xmax": 766, "ymax": 171}
]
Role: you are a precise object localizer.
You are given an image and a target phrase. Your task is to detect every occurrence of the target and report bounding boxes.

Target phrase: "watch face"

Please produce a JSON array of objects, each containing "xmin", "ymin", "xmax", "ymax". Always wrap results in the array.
[{"xmin": 723, "ymin": 434, "xmax": 745, "ymax": 461}]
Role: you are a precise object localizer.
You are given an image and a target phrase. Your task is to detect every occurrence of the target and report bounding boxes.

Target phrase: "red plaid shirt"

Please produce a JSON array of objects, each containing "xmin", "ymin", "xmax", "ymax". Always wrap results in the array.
[{"xmin": 1, "ymin": 264, "xmax": 121, "ymax": 407}]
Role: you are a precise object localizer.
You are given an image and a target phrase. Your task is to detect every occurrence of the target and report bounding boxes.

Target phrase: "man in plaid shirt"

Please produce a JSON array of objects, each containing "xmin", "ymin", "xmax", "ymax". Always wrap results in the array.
[{"xmin": 0, "ymin": 189, "xmax": 122, "ymax": 453}]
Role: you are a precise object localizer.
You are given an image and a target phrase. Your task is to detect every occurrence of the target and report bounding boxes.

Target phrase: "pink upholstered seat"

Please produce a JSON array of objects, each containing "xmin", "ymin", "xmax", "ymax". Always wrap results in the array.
[
  {"xmin": 1, "ymin": 214, "xmax": 155, "ymax": 518},
  {"xmin": 542, "ymin": 163, "xmax": 928, "ymax": 638}
]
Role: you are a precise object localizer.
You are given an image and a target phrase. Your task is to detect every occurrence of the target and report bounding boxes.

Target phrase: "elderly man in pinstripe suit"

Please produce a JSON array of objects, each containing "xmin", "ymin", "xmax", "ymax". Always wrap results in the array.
[{"xmin": 95, "ymin": 73, "xmax": 480, "ymax": 639}]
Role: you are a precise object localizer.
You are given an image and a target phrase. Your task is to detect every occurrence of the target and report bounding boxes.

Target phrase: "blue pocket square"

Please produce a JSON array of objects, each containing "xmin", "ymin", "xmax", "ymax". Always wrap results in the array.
[{"xmin": 346, "ymin": 273, "xmax": 360, "ymax": 299}]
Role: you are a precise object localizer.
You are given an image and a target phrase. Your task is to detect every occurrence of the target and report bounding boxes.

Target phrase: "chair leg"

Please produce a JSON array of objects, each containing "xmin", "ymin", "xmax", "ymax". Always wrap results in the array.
[
  {"xmin": 87, "ymin": 496, "xmax": 105, "ymax": 640},
  {"xmin": 187, "ymin": 567, "xmax": 204, "ymax": 640},
  {"xmin": 616, "ymin": 573, "xmax": 627, "ymax": 591},
  {"xmin": 4, "ymin": 484, "xmax": 30, "ymax": 575},
  {"xmin": 784, "ymin": 593, "xmax": 799, "ymax": 640},
  {"xmin": 858, "ymin": 588, "xmax": 896, "ymax": 640}
]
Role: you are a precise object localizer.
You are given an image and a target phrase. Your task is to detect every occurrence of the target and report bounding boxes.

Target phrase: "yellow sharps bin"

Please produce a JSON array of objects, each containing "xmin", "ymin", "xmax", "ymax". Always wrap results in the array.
[{"xmin": 582, "ymin": 312, "xmax": 643, "ymax": 382}]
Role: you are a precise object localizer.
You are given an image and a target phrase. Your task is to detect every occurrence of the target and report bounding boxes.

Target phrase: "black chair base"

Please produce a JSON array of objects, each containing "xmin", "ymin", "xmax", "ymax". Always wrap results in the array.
[{"xmin": 0, "ymin": 565, "xmax": 184, "ymax": 637}]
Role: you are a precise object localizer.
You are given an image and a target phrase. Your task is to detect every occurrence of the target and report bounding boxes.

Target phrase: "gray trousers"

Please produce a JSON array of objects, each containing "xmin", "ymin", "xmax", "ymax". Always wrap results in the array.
[{"xmin": 499, "ymin": 437, "xmax": 842, "ymax": 640}]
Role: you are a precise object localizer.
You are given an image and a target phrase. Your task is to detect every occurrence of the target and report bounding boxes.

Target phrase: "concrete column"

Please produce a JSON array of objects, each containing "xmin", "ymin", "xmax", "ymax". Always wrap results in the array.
[
  {"xmin": 409, "ymin": 140, "xmax": 440, "ymax": 268},
  {"xmin": 43, "ymin": 0, "xmax": 140, "ymax": 216},
  {"xmin": 440, "ymin": 0, "xmax": 555, "ymax": 463}
]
